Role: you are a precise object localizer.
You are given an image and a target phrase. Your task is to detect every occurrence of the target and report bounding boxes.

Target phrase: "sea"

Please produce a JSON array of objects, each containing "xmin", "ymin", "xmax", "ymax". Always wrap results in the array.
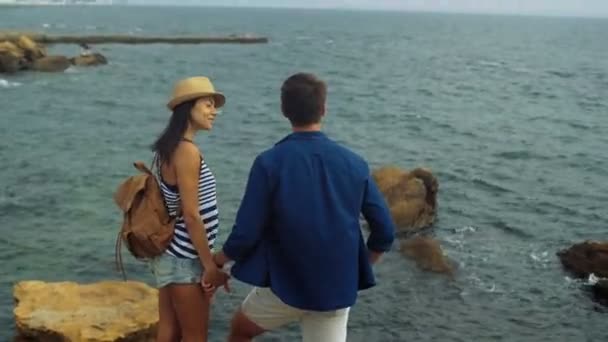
[{"xmin": 1, "ymin": 5, "xmax": 607, "ymax": 341}]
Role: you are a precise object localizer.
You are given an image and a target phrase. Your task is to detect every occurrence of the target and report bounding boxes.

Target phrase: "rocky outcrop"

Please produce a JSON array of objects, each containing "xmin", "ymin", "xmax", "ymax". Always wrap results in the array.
[
  {"xmin": 32, "ymin": 55, "xmax": 72, "ymax": 72},
  {"xmin": 70, "ymin": 53, "xmax": 108, "ymax": 67},
  {"xmin": 557, "ymin": 241, "xmax": 608, "ymax": 278},
  {"xmin": 0, "ymin": 41, "xmax": 25, "ymax": 73},
  {"xmin": 558, "ymin": 241, "xmax": 608, "ymax": 305},
  {"xmin": 15, "ymin": 35, "xmax": 46, "ymax": 60},
  {"xmin": 14, "ymin": 281, "xmax": 158, "ymax": 341},
  {"xmin": 370, "ymin": 166, "xmax": 447, "ymax": 276},
  {"xmin": 0, "ymin": 35, "xmax": 107, "ymax": 74},
  {"xmin": 400, "ymin": 236, "xmax": 454, "ymax": 276},
  {"xmin": 594, "ymin": 280, "xmax": 608, "ymax": 305},
  {"xmin": 372, "ymin": 166, "xmax": 438, "ymax": 231}
]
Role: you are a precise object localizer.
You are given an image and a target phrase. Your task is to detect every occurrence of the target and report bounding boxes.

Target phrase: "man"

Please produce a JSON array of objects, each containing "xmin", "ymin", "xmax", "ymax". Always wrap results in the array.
[
  {"xmin": 214, "ymin": 73, "xmax": 395, "ymax": 342},
  {"xmin": 79, "ymin": 43, "xmax": 92, "ymax": 57}
]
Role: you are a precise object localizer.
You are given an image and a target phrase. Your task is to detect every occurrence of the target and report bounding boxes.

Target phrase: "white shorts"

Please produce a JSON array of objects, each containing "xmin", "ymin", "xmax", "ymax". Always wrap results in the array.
[{"xmin": 241, "ymin": 287, "xmax": 350, "ymax": 342}]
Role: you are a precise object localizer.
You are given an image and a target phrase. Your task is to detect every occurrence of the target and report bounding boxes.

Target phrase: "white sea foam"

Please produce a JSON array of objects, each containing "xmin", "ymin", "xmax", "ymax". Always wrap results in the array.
[
  {"xmin": 587, "ymin": 273, "xmax": 601, "ymax": 285},
  {"xmin": 454, "ymin": 225, "xmax": 477, "ymax": 234},
  {"xmin": 0, "ymin": 79, "xmax": 22, "ymax": 88}
]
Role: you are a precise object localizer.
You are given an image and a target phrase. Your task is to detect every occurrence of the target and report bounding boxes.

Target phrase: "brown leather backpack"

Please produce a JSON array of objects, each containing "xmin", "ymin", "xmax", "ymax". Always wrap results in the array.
[{"xmin": 113, "ymin": 161, "xmax": 176, "ymax": 278}]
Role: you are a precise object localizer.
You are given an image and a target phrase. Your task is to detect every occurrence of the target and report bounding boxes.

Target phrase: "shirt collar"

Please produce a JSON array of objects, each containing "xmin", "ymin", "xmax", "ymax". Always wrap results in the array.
[{"xmin": 276, "ymin": 131, "xmax": 327, "ymax": 145}]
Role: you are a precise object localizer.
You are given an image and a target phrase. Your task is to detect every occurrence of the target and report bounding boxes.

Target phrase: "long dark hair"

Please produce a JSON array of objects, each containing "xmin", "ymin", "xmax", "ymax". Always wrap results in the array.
[{"xmin": 151, "ymin": 99, "xmax": 196, "ymax": 166}]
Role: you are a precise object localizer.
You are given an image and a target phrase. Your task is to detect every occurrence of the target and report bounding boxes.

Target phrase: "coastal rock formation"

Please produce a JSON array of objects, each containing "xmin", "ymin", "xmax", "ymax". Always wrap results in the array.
[
  {"xmin": 557, "ymin": 241, "xmax": 608, "ymax": 278},
  {"xmin": 372, "ymin": 166, "xmax": 438, "ymax": 231},
  {"xmin": 558, "ymin": 241, "xmax": 608, "ymax": 305},
  {"xmin": 15, "ymin": 35, "xmax": 46, "ymax": 60},
  {"xmin": 70, "ymin": 53, "xmax": 108, "ymax": 67},
  {"xmin": 0, "ymin": 41, "xmax": 24, "ymax": 73},
  {"xmin": 400, "ymin": 236, "xmax": 454, "ymax": 276},
  {"xmin": 0, "ymin": 35, "xmax": 107, "ymax": 74},
  {"xmin": 14, "ymin": 281, "xmax": 158, "ymax": 341},
  {"xmin": 594, "ymin": 280, "xmax": 608, "ymax": 305},
  {"xmin": 32, "ymin": 55, "xmax": 71, "ymax": 72}
]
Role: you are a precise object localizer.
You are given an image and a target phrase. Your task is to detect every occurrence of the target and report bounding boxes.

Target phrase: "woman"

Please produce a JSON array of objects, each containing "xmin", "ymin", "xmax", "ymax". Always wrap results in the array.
[{"xmin": 150, "ymin": 76, "xmax": 229, "ymax": 342}]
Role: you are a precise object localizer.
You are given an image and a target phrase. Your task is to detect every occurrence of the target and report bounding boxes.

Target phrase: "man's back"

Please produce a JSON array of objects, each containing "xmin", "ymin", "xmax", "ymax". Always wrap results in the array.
[
  {"xmin": 262, "ymin": 131, "xmax": 369, "ymax": 310},
  {"xmin": 224, "ymin": 131, "xmax": 395, "ymax": 311},
  {"xmin": 218, "ymin": 73, "xmax": 395, "ymax": 341}
]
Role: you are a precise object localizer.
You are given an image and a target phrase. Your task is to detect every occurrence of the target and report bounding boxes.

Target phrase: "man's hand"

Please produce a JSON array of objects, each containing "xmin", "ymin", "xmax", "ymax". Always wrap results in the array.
[
  {"xmin": 369, "ymin": 250, "xmax": 383, "ymax": 265},
  {"xmin": 201, "ymin": 264, "xmax": 231, "ymax": 293},
  {"xmin": 213, "ymin": 250, "xmax": 231, "ymax": 268}
]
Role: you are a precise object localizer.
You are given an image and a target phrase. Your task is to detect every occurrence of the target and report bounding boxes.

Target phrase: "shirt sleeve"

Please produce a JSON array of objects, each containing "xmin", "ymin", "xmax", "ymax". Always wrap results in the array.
[
  {"xmin": 361, "ymin": 176, "xmax": 396, "ymax": 252},
  {"xmin": 222, "ymin": 155, "xmax": 271, "ymax": 261}
]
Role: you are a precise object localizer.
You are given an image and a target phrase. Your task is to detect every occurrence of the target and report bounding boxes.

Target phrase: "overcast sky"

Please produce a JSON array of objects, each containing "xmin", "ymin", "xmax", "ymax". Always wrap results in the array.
[{"xmin": 130, "ymin": 0, "xmax": 608, "ymax": 17}]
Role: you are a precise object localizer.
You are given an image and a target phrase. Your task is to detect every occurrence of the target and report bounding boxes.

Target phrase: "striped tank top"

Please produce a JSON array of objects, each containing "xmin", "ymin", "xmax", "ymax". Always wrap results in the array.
[{"xmin": 158, "ymin": 156, "xmax": 219, "ymax": 259}]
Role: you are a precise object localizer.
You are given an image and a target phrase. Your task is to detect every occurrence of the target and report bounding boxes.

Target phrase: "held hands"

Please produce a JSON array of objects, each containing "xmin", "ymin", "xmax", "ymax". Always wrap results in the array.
[
  {"xmin": 369, "ymin": 250, "xmax": 383, "ymax": 265},
  {"xmin": 200, "ymin": 263, "xmax": 231, "ymax": 293}
]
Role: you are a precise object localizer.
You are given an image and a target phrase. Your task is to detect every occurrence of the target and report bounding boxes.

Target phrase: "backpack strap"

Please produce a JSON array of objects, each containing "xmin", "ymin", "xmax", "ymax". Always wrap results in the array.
[
  {"xmin": 115, "ymin": 227, "xmax": 127, "ymax": 281},
  {"xmin": 151, "ymin": 154, "xmax": 183, "ymax": 219},
  {"xmin": 133, "ymin": 161, "xmax": 153, "ymax": 175}
]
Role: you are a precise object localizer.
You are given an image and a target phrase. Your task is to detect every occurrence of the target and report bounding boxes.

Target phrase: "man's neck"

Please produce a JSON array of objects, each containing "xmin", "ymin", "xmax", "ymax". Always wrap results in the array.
[{"xmin": 292, "ymin": 123, "xmax": 322, "ymax": 132}]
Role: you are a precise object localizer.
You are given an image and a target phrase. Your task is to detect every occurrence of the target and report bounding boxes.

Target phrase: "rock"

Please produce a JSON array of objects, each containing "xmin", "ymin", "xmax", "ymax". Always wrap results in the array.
[
  {"xmin": 15, "ymin": 35, "xmax": 46, "ymax": 60},
  {"xmin": 410, "ymin": 168, "xmax": 438, "ymax": 206},
  {"xmin": 0, "ymin": 41, "xmax": 25, "ymax": 73},
  {"xmin": 400, "ymin": 236, "xmax": 453, "ymax": 276},
  {"xmin": 0, "ymin": 41, "xmax": 24, "ymax": 59},
  {"xmin": 372, "ymin": 166, "xmax": 404, "ymax": 194},
  {"xmin": 593, "ymin": 280, "xmax": 608, "ymax": 304},
  {"xmin": 31, "ymin": 56, "xmax": 71, "ymax": 72},
  {"xmin": 372, "ymin": 166, "xmax": 438, "ymax": 231},
  {"xmin": 557, "ymin": 241, "xmax": 608, "ymax": 278},
  {"xmin": 70, "ymin": 53, "xmax": 108, "ymax": 67},
  {"xmin": 389, "ymin": 197, "xmax": 427, "ymax": 228},
  {"xmin": 14, "ymin": 280, "xmax": 158, "ymax": 341},
  {"xmin": 0, "ymin": 52, "xmax": 21, "ymax": 73}
]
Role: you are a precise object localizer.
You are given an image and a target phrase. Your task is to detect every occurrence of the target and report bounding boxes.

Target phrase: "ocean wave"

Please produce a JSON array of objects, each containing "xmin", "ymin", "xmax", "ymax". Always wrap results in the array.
[
  {"xmin": 478, "ymin": 60, "xmax": 506, "ymax": 69},
  {"xmin": 490, "ymin": 219, "xmax": 535, "ymax": 239},
  {"xmin": 547, "ymin": 70, "xmax": 575, "ymax": 79},
  {"xmin": 0, "ymin": 79, "xmax": 22, "ymax": 88},
  {"xmin": 471, "ymin": 177, "xmax": 514, "ymax": 195},
  {"xmin": 493, "ymin": 150, "xmax": 550, "ymax": 161},
  {"xmin": 453, "ymin": 225, "xmax": 477, "ymax": 234}
]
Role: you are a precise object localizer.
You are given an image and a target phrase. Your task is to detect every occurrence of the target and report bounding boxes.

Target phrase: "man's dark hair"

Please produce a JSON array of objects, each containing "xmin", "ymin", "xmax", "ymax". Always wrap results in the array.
[{"xmin": 281, "ymin": 73, "xmax": 327, "ymax": 126}]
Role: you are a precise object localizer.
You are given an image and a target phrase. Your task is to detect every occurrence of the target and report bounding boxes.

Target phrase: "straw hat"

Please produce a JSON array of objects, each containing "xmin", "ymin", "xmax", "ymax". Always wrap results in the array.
[{"xmin": 167, "ymin": 76, "xmax": 226, "ymax": 110}]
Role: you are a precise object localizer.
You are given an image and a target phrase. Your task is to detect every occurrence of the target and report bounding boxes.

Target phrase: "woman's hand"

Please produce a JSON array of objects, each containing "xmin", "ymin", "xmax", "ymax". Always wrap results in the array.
[{"xmin": 201, "ymin": 264, "xmax": 231, "ymax": 293}]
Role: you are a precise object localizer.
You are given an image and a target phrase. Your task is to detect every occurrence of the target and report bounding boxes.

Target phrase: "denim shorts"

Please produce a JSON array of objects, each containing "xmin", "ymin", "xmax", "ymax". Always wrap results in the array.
[{"xmin": 149, "ymin": 253, "xmax": 203, "ymax": 288}]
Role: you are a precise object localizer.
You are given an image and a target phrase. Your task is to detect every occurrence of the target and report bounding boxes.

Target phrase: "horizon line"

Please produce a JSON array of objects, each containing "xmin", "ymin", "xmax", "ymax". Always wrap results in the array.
[
  {"xmin": 126, "ymin": 3, "xmax": 608, "ymax": 19},
  {"xmin": 3, "ymin": 3, "xmax": 608, "ymax": 19}
]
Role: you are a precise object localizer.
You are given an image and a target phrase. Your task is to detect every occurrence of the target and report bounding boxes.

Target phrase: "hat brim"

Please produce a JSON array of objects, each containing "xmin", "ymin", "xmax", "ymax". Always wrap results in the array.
[{"xmin": 167, "ymin": 92, "xmax": 226, "ymax": 110}]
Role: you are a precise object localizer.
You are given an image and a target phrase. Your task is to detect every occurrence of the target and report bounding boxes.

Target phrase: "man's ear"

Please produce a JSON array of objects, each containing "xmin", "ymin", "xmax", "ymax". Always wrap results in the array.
[{"xmin": 320, "ymin": 103, "xmax": 326, "ymax": 117}]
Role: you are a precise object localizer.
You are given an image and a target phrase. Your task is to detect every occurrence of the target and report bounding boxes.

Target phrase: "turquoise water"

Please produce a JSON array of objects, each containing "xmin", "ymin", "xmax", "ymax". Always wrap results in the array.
[{"xmin": 1, "ymin": 6, "xmax": 607, "ymax": 341}]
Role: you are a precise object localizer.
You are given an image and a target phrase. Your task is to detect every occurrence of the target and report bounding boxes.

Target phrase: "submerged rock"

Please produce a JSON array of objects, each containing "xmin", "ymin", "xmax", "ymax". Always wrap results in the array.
[
  {"xmin": 14, "ymin": 280, "xmax": 158, "ymax": 341},
  {"xmin": 31, "ymin": 55, "xmax": 71, "ymax": 72},
  {"xmin": 594, "ymin": 280, "xmax": 608, "ymax": 304},
  {"xmin": 557, "ymin": 241, "xmax": 608, "ymax": 278},
  {"xmin": 372, "ymin": 166, "xmax": 438, "ymax": 231},
  {"xmin": 70, "ymin": 53, "xmax": 108, "ymax": 67},
  {"xmin": 400, "ymin": 236, "xmax": 454, "ymax": 276},
  {"xmin": 558, "ymin": 241, "xmax": 608, "ymax": 305}
]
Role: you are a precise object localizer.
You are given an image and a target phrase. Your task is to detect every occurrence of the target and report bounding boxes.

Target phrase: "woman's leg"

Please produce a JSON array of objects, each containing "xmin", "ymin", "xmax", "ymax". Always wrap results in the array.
[
  {"xmin": 157, "ymin": 287, "xmax": 181, "ymax": 342},
  {"xmin": 169, "ymin": 284, "xmax": 211, "ymax": 342}
]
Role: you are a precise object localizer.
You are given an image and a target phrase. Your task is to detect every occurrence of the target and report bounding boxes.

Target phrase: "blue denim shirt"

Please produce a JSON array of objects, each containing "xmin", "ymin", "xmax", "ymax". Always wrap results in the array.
[{"xmin": 222, "ymin": 131, "xmax": 395, "ymax": 311}]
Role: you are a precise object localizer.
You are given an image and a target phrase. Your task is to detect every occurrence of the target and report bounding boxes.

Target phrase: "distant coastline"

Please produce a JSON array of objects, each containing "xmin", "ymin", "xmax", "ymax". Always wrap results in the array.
[{"xmin": 0, "ymin": 0, "xmax": 127, "ymax": 6}]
